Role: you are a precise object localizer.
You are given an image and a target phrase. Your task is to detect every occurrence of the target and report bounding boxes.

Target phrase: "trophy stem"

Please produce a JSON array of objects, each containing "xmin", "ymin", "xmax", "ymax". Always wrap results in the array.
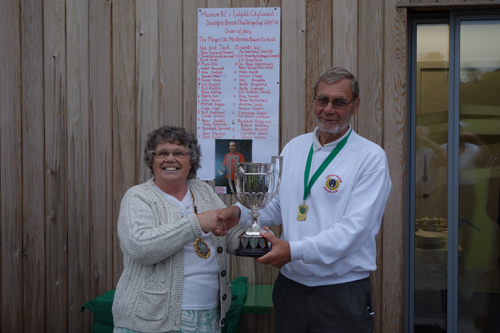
[{"xmin": 249, "ymin": 208, "xmax": 261, "ymax": 233}]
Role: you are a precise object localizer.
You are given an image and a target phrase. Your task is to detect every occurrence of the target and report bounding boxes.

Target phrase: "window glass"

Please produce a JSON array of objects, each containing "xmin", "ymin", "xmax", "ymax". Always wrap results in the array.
[
  {"xmin": 414, "ymin": 23, "xmax": 449, "ymax": 332},
  {"xmin": 458, "ymin": 20, "xmax": 500, "ymax": 333}
]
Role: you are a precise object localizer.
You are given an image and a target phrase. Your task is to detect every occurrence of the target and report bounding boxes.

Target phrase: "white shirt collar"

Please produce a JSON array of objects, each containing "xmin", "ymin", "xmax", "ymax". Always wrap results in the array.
[{"xmin": 312, "ymin": 126, "xmax": 352, "ymax": 152}]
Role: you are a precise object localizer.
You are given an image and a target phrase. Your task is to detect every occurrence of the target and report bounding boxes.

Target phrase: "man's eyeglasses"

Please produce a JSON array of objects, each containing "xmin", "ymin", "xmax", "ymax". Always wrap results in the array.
[
  {"xmin": 153, "ymin": 150, "xmax": 190, "ymax": 160},
  {"xmin": 313, "ymin": 96, "xmax": 356, "ymax": 110}
]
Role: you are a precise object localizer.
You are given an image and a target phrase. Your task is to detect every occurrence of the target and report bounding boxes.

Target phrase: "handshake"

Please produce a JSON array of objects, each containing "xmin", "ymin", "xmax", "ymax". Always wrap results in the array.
[{"xmin": 196, "ymin": 206, "xmax": 241, "ymax": 237}]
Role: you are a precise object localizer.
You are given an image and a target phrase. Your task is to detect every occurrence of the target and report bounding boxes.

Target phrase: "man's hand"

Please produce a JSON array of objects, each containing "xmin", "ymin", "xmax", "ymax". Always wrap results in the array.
[
  {"xmin": 197, "ymin": 209, "xmax": 227, "ymax": 234},
  {"xmin": 256, "ymin": 227, "xmax": 291, "ymax": 268},
  {"xmin": 212, "ymin": 206, "xmax": 241, "ymax": 237}
]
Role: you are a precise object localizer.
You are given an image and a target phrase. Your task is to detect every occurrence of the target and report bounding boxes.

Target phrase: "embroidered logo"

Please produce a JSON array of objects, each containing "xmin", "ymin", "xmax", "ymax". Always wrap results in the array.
[{"xmin": 324, "ymin": 174, "xmax": 342, "ymax": 193}]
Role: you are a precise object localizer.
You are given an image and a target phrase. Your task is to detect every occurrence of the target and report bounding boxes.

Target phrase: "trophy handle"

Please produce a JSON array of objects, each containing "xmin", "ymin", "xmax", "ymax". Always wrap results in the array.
[
  {"xmin": 269, "ymin": 155, "xmax": 283, "ymax": 201},
  {"xmin": 227, "ymin": 155, "xmax": 239, "ymax": 200}
]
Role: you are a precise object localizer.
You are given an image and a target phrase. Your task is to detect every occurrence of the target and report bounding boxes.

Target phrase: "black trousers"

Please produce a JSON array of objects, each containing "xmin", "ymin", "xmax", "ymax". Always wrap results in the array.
[{"xmin": 272, "ymin": 273, "xmax": 374, "ymax": 333}]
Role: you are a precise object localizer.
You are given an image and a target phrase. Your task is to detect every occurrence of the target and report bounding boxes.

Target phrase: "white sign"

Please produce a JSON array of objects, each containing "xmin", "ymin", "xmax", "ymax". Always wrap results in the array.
[{"xmin": 196, "ymin": 7, "xmax": 281, "ymax": 185}]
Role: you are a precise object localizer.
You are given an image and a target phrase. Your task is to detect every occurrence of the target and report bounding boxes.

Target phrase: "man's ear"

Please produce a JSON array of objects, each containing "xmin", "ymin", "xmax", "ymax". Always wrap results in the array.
[{"xmin": 352, "ymin": 97, "xmax": 360, "ymax": 115}]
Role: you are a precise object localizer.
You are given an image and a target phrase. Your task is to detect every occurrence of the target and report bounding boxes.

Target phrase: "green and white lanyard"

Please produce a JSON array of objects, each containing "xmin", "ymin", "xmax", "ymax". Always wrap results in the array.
[{"xmin": 297, "ymin": 129, "xmax": 352, "ymax": 220}]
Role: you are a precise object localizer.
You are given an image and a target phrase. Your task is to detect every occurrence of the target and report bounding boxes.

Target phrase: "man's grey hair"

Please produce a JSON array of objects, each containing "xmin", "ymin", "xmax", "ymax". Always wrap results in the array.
[{"xmin": 313, "ymin": 67, "xmax": 360, "ymax": 102}]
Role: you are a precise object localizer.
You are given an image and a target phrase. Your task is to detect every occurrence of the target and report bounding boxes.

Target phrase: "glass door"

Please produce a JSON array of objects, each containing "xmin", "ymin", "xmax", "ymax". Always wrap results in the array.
[
  {"xmin": 457, "ymin": 19, "xmax": 500, "ymax": 333},
  {"xmin": 413, "ymin": 21, "xmax": 450, "ymax": 332},
  {"xmin": 409, "ymin": 12, "xmax": 500, "ymax": 333}
]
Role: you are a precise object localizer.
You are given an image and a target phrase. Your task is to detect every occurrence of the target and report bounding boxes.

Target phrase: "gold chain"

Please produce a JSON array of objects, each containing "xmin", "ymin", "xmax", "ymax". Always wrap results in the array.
[{"xmin": 190, "ymin": 189, "xmax": 211, "ymax": 259}]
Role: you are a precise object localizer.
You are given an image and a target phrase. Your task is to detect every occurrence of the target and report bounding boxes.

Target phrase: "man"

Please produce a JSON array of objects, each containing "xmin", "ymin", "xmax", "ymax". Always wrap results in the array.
[
  {"xmin": 221, "ymin": 141, "xmax": 245, "ymax": 193},
  {"xmin": 224, "ymin": 67, "xmax": 391, "ymax": 332}
]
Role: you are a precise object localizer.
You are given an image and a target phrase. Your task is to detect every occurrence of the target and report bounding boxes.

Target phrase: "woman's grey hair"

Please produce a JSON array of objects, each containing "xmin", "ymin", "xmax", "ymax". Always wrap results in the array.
[
  {"xmin": 143, "ymin": 126, "xmax": 201, "ymax": 179},
  {"xmin": 313, "ymin": 67, "xmax": 360, "ymax": 103}
]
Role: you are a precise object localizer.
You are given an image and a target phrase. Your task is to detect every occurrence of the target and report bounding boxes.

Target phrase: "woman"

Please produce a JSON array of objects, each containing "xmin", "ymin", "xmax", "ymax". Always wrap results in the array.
[{"xmin": 112, "ymin": 126, "xmax": 242, "ymax": 333}]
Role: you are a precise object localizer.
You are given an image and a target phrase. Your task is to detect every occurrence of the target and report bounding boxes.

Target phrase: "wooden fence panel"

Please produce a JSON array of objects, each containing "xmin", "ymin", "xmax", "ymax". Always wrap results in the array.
[
  {"xmin": 358, "ymin": 1, "xmax": 385, "ymax": 332},
  {"xmin": 0, "ymin": 0, "xmax": 23, "ymax": 331},
  {"xmin": 183, "ymin": 0, "xmax": 205, "ymax": 133},
  {"xmin": 306, "ymin": 0, "xmax": 333, "ymax": 131},
  {"xmin": 281, "ymin": 0, "xmax": 307, "ymax": 147},
  {"xmin": 44, "ymin": 0, "xmax": 68, "ymax": 331},
  {"xmin": 21, "ymin": 0, "xmax": 45, "ymax": 331},
  {"xmin": 232, "ymin": 0, "xmax": 257, "ymax": 7},
  {"xmin": 159, "ymin": 0, "xmax": 184, "ymax": 127},
  {"xmin": 332, "ymin": 0, "xmax": 358, "ymax": 76},
  {"xmin": 89, "ymin": 0, "xmax": 113, "ymax": 300},
  {"xmin": 259, "ymin": 0, "xmax": 281, "ymax": 6},
  {"xmin": 66, "ymin": 0, "xmax": 91, "ymax": 331},
  {"xmin": 111, "ymin": 0, "xmax": 136, "ymax": 286},
  {"xmin": 136, "ymin": 0, "xmax": 159, "ymax": 184},
  {"xmin": 382, "ymin": 1, "xmax": 407, "ymax": 333}
]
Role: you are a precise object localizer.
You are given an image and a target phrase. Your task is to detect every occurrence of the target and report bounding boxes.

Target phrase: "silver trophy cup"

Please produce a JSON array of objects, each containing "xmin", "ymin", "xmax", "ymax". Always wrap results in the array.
[{"xmin": 227, "ymin": 155, "xmax": 282, "ymax": 257}]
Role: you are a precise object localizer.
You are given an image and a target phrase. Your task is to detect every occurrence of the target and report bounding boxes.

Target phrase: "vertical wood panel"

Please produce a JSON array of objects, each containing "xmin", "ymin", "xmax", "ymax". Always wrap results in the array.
[
  {"xmin": 306, "ymin": 0, "xmax": 333, "ymax": 132},
  {"xmin": 332, "ymin": 0, "xmax": 359, "ymax": 167},
  {"xmin": 112, "ymin": 0, "xmax": 136, "ymax": 287},
  {"xmin": 44, "ymin": 0, "xmax": 68, "ymax": 331},
  {"xmin": 232, "ymin": 0, "xmax": 257, "ymax": 7},
  {"xmin": 89, "ymin": 0, "xmax": 113, "ymax": 299},
  {"xmin": 0, "ymin": 0, "xmax": 23, "ymax": 331},
  {"xmin": 66, "ymin": 0, "xmax": 91, "ymax": 331},
  {"xmin": 358, "ymin": 1, "xmax": 385, "ymax": 331},
  {"xmin": 136, "ymin": 0, "xmax": 159, "ymax": 183},
  {"xmin": 258, "ymin": 0, "xmax": 281, "ymax": 6},
  {"xmin": 358, "ymin": 0, "xmax": 384, "ymax": 146},
  {"xmin": 332, "ymin": 0, "xmax": 359, "ymax": 165},
  {"xmin": 21, "ymin": 0, "xmax": 45, "ymax": 331},
  {"xmin": 208, "ymin": 0, "xmax": 231, "ymax": 7},
  {"xmin": 183, "ymin": 0, "xmax": 205, "ymax": 133},
  {"xmin": 281, "ymin": 1, "xmax": 307, "ymax": 147},
  {"xmin": 159, "ymin": 0, "xmax": 183, "ymax": 127},
  {"xmin": 382, "ymin": 1, "xmax": 407, "ymax": 332},
  {"xmin": 332, "ymin": 0, "xmax": 358, "ymax": 75}
]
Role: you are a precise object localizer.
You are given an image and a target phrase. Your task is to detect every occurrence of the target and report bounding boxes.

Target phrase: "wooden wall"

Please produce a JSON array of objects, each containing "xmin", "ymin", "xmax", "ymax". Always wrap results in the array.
[{"xmin": 0, "ymin": 0, "xmax": 412, "ymax": 331}]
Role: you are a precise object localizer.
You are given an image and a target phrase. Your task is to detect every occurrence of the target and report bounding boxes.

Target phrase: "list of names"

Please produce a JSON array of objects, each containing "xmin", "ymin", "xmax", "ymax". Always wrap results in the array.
[{"xmin": 196, "ymin": 7, "xmax": 281, "ymax": 180}]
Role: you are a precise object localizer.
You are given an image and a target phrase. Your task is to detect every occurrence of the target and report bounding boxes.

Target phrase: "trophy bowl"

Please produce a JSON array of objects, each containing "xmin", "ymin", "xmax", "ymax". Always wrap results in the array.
[{"xmin": 228, "ymin": 155, "xmax": 282, "ymax": 257}]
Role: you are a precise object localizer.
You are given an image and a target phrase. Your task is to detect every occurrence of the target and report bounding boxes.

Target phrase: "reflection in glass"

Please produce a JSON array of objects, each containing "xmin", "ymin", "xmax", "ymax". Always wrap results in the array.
[
  {"xmin": 414, "ymin": 23, "xmax": 449, "ymax": 332},
  {"xmin": 458, "ymin": 20, "xmax": 500, "ymax": 333}
]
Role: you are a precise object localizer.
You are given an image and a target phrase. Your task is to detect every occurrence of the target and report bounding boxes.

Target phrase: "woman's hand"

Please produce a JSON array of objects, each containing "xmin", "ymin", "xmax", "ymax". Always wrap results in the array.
[
  {"xmin": 217, "ymin": 206, "xmax": 241, "ymax": 231},
  {"xmin": 197, "ymin": 209, "xmax": 226, "ymax": 234},
  {"xmin": 197, "ymin": 206, "xmax": 241, "ymax": 236}
]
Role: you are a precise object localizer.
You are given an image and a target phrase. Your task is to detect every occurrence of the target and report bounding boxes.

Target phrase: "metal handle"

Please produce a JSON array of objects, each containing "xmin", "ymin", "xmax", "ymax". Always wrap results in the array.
[
  {"xmin": 269, "ymin": 155, "xmax": 283, "ymax": 202},
  {"xmin": 227, "ymin": 155, "xmax": 239, "ymax": 200}
]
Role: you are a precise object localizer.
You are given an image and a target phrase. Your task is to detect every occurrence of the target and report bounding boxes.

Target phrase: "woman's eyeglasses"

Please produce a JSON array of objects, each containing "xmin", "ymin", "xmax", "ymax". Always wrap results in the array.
[{"xmin": 154, "ymin": 150, "xmax": 190, "ymax": 160}]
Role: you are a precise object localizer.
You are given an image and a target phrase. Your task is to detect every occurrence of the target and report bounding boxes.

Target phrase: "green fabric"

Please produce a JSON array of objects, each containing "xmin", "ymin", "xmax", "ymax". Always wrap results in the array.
[
  {"xmin": 81, "ymin": 288, "xmax": 115, "ymax": 333},
  {"xmin": 81, "ymin": 277, "xmax": 247, "ymax": 333},
  {"xmin": 222, "ymin": 276, "xmax": 248, "ymax": 333}
]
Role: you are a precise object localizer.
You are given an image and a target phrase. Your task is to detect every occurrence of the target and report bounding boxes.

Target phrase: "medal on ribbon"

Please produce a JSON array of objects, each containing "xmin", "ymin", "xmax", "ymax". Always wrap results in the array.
[{"xmin": 297, "ymin": 203, "xmax": 308, "ymax": 221}]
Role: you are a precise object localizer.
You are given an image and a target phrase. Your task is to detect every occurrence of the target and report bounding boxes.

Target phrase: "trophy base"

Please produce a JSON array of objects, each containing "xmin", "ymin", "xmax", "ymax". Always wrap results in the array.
[
  {"xmin": 234, "ymin": 233, "xmax": 271, "ymax": 257},
  {"xmin": 234, "ymin": 247, "xmax": 271, "ymax": 257}
]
